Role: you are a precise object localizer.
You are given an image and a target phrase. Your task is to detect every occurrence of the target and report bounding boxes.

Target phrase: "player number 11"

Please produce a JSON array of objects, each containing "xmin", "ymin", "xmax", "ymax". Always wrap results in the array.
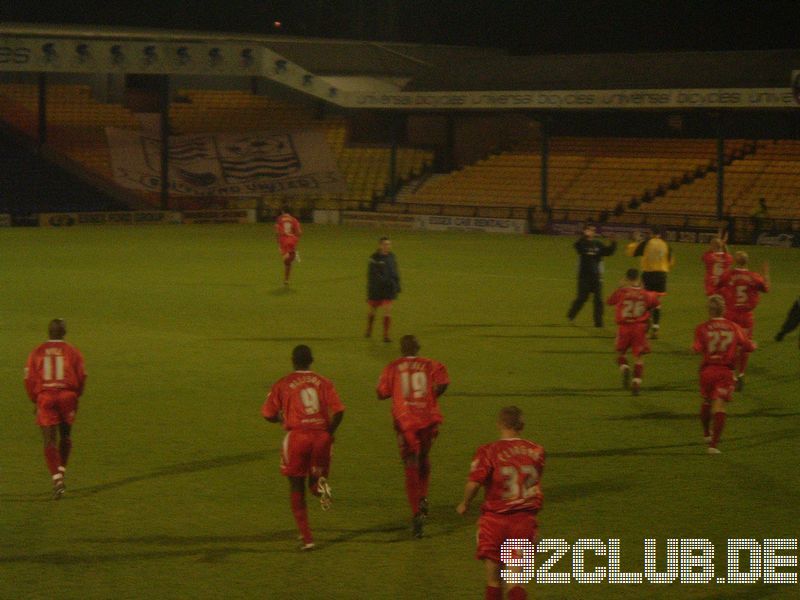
[{"xmin": 42, "ymin": 355, "xmax": 65, "ymax": 382}]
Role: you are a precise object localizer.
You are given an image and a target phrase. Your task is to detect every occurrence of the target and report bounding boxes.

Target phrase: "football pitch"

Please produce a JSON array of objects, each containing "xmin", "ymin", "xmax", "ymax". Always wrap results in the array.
[{"xmin": 1, "ymin": 224, "xmax": 798, "ymax": 600}]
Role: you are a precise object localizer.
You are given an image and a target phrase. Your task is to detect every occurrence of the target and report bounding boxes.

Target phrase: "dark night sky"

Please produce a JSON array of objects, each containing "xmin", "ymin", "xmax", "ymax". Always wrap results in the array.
[{"xmin": 4, "ymin": 0, "xmax": 799, "ymax": 53}]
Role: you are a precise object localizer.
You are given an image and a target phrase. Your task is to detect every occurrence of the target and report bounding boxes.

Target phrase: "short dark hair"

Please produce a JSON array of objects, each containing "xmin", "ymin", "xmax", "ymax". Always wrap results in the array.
[
  {"xmin": 379, "ymin": 236, "xmax": 390, "ymax": 243},
  {"xmin": 292, "ymin": 345, "xmax": 313, "ymax": 369},
  {"xmin": 499, "ymin": 406, "xmax": 524, "ymax": 431},
  {"xmin": 625, "ymin": 268, "xmax": 639, "ymax": 280}
]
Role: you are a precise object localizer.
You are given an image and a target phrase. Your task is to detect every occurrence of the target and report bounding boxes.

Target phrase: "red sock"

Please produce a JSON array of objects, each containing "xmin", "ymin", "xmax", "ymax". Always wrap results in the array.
[
  {"xmin": 383, "ymin": 316, "xmax": 391, "ymax": 339},
  {"xmin": 700, "ymin": 403, "xmax": 711, "ymax": 437},
  {"xmin": 366, "ymin": 314, "xmax": 375, "ymax": 335},
  {"xmin": 290, "ymin": 491, "xmax": 313, "ymax": 544},
  {"xmin": 485, "ymin": 586, "xmax": 502, "ymax": 600},
  {"xmin": 59, "ymin": 437, "xmax": 72, "ymax": 467},
  {"xmin": 418, "ymin": 456, "xmax": 431, "ymax": 499},
  {"xmin": 738, "ymin": 351, "xmax": 750, "ymax": 375},
  {"xmin": 711, "ymin": 412, "xmax": 726, "ymax": 448},
  {"xmin": 404, "ymin": 465, "xmax": 420, "ymax": 515},
  {"xmin": 507, "ymin": 586, "xmax": 527, "ymax": 600},
  {"xmin": 44, "ymin": 445, "xmax": 61, "ymax": 475},
  {"xmin": 617, "ymin": 355, "xmax": 628, "ymax": 367},
  {"xmin": 633, "ymin": 363, "xmax": 644, "ymax": 379}
]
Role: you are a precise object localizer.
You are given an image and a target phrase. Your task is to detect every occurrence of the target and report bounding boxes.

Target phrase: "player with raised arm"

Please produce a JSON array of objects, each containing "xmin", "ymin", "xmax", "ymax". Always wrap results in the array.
[
  {"xmin": 377, "ymin": 335, "xmax": 449, "ymax": 538},
  {"xmin": 693, "ymin": 295, "xmax": 755, "ymax": 454},
  {"xmin": 626, "ymin": 225, "xmax": 673, "ymax": 338},
  {"xmin": 701, "ymin": 232, "xmax": 733, "ymax": 296},
  {"xmin": 715, "ymin": 251, "xmax": 769, "ymax": 390},
  {"xmin": 606, "ymin": 268, "xmax": 662, "ymax": 395},
  {"xmin": 24, "ymin": 319, "xmax": 86, "ymax": 499},
  {"xmin": 262, "ymin": 345, "xmax": 344, "ymax": 551},
  {"xmin": 275, "ymin": 206, "xmax": 302, "ymax": 286},
  {"xmin": 456, "ymin": 406, "xmax": 545, "ymax": 600}
]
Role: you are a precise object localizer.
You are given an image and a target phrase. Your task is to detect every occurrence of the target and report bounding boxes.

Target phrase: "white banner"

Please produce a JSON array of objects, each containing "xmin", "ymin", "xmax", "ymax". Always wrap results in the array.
[
  {"xmin": 344, "ymin": 88, "xmax": 796, "ymax": 110},
  {"xmin": 338, "ymin": 211, "xmax": 527, "ymax": 234},
  {"xmin": 107, "ymin": 129, "xmax": 346, "ymax": 197},
  {"xmin": 39, "ymin": 211, "xmax": 181, "ymax": 227}
]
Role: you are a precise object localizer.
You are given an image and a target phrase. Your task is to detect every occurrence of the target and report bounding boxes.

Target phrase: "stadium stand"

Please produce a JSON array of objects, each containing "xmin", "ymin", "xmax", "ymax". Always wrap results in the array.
[{"xmin": 0, "ymin": 83, "xmax": 434, "ymax": 211}]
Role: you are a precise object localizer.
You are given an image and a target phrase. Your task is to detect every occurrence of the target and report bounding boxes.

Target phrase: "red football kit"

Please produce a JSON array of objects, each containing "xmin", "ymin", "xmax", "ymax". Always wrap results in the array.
[
  {"xmin": 716, "ymin": 268, "xmax": 769, "ymax": 336},
  {"xmin": 693, "ymin": 317, "xmax": 755, "ymax": 401},
  {"xmin": 377, "ymin": 356, "xmax": 450, "ymax": 457},
  {"xmin": 606, "ymin": 285, "xmax": 661, "ymax": 357},
  {"xmin": 25, "ymin": 341, "xmax": 86, "ymax": 427},
  {"xmin": 468, "ymin": 438, "xmax": 546, "ymax": 562},
  {"xmin": 702, "ymin": 251, "xmax": 733, "ymax": 296},
  {"xmin": 275, "ymin": 214, "xmax": 302, "ymax": 256},
  {"xmin": 262, "ymin": 371, "xmax": 344, "ymax": 478}
]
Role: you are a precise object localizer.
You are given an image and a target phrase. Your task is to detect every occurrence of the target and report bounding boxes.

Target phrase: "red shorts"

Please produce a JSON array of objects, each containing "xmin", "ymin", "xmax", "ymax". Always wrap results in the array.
[
  {"xmin": 280, "ymin": 429, "xmax": 332, "ymax": 478},
  {"xmin": 278, "ymin": 236, "xmax": 298, "ymax": 256},
  {"xmin": 368, "ymin": 299, "xmax": 392, "ymax": 308},
  {"xmin": 699, "ymin": 366, "xmax": 735, "ymax": 402},
  {"xmin": 615, "ymin": 323, "xmax": 650, "ymax": 357},
  {"xmin": 476, "ymin": 511, "xmax": 539, "ymax": 562},
  {"xmin": 725, "ymin": 310, "xmax": 754, "ymax": 339},
  {"xmin": 36, "ymin": 390, "xmax": 78, "ymax": 427},
  {"xmin": 395, "ymin": 423, "xmax": 438, "ymax": 460}
]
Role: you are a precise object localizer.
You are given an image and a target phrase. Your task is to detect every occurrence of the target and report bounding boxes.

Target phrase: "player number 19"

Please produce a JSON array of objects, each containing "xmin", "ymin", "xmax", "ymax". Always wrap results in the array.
[{"xmin": 401, "ymin": 371, "xmax": 427, "ymax": 399}]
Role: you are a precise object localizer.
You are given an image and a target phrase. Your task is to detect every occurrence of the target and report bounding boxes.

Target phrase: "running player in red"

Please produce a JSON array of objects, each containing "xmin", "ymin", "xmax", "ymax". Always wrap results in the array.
[
  {"xmin": 701, "ymin": 234, "xmax": 733, "ymax": 296},
  {"xmin": 606, "ymin": 268, "xmax": 662, "ymax": 395},
  {"xmin": 377, "ymin": 335, "xmax": 449, "ymax": 538},
  {"xmin": 693, "ymin": 295, "xmax": 756, "ymax": 453},
  {"xmin": 24, "ymin": 319, "xmax": 86, "ymax": 499},
  {"xmin": 275, "ymin": 206, "xmax": 302, "ymax": 286},
  {"xmin": 456, "ymin": 406, "xmax": 545, "ymax": 600},
  {"xmin": 262, "ymin": 345, "xmax": 344, "ymax": 550},
  {"xmin": 715, "ymin": 251, "xmax": 769, "ymax": 390}
]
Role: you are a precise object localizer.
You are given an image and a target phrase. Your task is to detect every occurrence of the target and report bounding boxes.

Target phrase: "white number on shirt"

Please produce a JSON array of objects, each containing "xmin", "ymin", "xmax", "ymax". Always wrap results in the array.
[
  {"xmin": 282, "ymin": 221, "xmax": 293, "ymax": 234},
  {"xmin": 500, "ymin": 465, "xmax": 540, "ymax": 499},
  {"xmin": 42, "ymin": 355, "xmax": 65, "ymax": 382},
  {"xmin": 400, "ymin": 370, "xmax": 427, "ymax": 399},
  {"xmin": 300, "ymin": 387, "xmax": 320, "ymax": 414},
  {"xmin": 708, "ymin": 330, "xmax": 734, "ymax": 353},
  {"xmin": 621, "ymin": 300, "xmax": 646, "ymax": 319},
  {"xmin": 735, "ymin": 285, "xmax": 748, "ymax": 306}
]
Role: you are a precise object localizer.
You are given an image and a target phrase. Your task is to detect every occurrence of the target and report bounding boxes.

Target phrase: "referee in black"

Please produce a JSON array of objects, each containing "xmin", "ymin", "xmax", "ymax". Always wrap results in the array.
[
  {"xmin": 775, "ymin": 296, "xmax": 800, "ymax": 347},
  {"xmin": 567, "ymin": 224, "xmax": 617, "ymax": 327}
]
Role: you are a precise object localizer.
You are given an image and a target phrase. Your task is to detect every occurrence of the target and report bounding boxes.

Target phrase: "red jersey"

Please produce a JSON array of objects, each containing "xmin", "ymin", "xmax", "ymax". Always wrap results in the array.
[
  {"xmin": 24, "ymin": 340, "xmax": 86, "ymax": 400},
  {"xmin": 702, "ymin": 251, "xmax": 733, "ymax": 294},
  {"xmin": 716, "ymin": 268, "xmax": 768, "ymax": 313},
  {"xmin": 468, "ymin": 438, "xmax": 546, "ymax": 515},
  {"xmin": 606, "ymin": 285, "xmax": 661, "ymax": 324},
  {"xmin": 262, "ymin": 371, "xmax": 344, "ymax": 431},
  {"xmin": 693, "ymin": 317, "xmax": 755, "ymax": 369},
  {"xmin": 275, "ymin": 214, "xmax": 302, "ymax": 239},
  {"xmin": 377, "ymin": 356, "xmax": 450, "ymax": 432}
]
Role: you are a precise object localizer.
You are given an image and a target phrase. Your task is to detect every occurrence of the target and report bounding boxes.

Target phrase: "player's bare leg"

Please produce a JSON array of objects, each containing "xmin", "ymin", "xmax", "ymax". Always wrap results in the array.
[
  {"xmin": 417, "ymin": 444, "xmax": 432, "ymax": 519},
  {"xmin": 366, "ymin": 304, "xmax": 377, "ymax": 337},
  {"xmin": 289, "ymin": 477, "xmax": 314, "ymax": 549},
  {"xmin": 403, "ymin": 452, "xmax": 425, "ymax": 538},
  {"xmin": 700, "ymin": 401, "xmax": 712, "ymax": 443},
  {"xmin": 41, "ymin": 425, "xmax": 65, "ymax": 499},
  {"xmin": 283, "ymin": 251, "xmax": 295, "ymax": 286},
  {"xmin": 735, "ymin": 349, "xmax": 750, "ymax": 391},
  {"xmin": 484, "ymin": 559, "xmax": 503, "ymax": 600},
  {"xmin": 382, "ymin": 304, "xmax": 392, "ymax": 343},
  {"xmin": 708, "ymin": 397, "xmax": 727, "ymax": 454},
  {"xmin": 632, "ymin": 357, "xmax": 644, "ymax": 396},
  {"xmin": 58, "ymin": 422, "xmax": 72, "ymax": 485},
  {"xmin": 618, "ymin": 354, "xmax": 630, "ymax": 389}
]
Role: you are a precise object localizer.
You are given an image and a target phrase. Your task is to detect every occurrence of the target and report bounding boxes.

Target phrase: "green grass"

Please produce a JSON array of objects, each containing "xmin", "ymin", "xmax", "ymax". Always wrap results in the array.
[{"xmin": 1, "ymin": 224, "xmax": 798, "ymax": 599}]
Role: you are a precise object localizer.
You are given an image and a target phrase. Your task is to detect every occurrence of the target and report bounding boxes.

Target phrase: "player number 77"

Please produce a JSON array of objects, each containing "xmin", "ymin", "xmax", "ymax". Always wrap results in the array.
[
  {"xmin": 500, "ymin": 465, "xmax": 540, "ymax": 500},
  {"xmin": 708, "ymin": 330, "xmax": 734, "ymax": 353}
]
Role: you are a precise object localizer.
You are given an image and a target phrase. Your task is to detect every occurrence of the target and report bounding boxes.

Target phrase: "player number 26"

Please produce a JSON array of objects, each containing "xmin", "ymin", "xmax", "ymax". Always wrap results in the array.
[
  {"xmin": 621, "ymin": 300, "xmax": 646, "ymax": 319},
  {"xmin": 500, "ymin": 465, "xmax": 540, "ymax": 500}
]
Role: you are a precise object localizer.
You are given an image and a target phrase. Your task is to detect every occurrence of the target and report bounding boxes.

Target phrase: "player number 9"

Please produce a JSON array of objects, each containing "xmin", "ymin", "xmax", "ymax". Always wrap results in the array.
[{"xmin": 300, "ymin": 387, "xmax": 320, "ymax": 414}]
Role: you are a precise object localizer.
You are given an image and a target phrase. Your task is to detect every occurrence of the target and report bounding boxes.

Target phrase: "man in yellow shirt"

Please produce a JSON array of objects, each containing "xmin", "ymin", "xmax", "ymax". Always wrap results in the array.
[{"xmin": 626, "ymin": 225, "xmax": 673, "ymax": 338}]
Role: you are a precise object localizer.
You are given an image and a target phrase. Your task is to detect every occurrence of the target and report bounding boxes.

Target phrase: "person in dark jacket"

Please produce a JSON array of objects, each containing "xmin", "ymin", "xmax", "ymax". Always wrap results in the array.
[
  {"xmin": 367, "ymin": 237, "xmax": 401, "ymax": 342},
  {"xmin": 775, "ymin": 296, "xmax": 800, "ymax": 347},
  {"xmin": 567, "ymin": 224, "xmax": 617, "ymax": 327}
]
